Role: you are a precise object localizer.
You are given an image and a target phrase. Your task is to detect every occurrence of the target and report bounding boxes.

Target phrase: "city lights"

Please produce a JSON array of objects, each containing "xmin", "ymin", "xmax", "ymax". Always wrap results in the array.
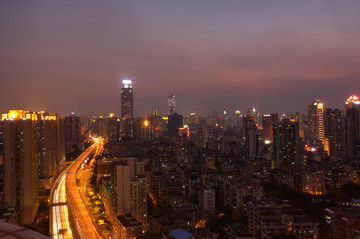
[{"xmin": 1, "ymin": 1, "xmax": 360, "ymax": 238}]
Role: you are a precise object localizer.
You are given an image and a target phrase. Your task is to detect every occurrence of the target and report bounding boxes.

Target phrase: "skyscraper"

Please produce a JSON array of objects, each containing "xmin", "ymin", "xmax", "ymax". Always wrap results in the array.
[
  {"xmin": 37, "ymin": 112, "xmax": 65, "ymax": 179},
  {"xmin": 168, "ymin": 94, "xmax": 175, "ymax": 116},
  {"xmin": 344, "ymin": 94, "xmax": 360, "ymax": 156},
  {"xmin": 0, "ymin": 120, "xmax": 4, "ymax": 210},
  {"xmin": 2, "ymin": 110, "xmax": 38, "ymax": 225},
  {"xmin": 245, "ymin": 119, "xmax": 259, "ymax": 159},
  {"xmin": 262, "ymin": 113, "xmax": 279, "ymax": 141},
  {"xmin": 273, "ymin": 118, "xmax": 300, "ymax": 173},
  {"xmin": 324, "ymin": 108, "xmax": 342, "ymax": 157},
  {"xmin": 307, "ymin": 100, "xmax": 324, "ymax": 145},
  {"xmin": 65, "ymin": 113, "xmax": 82, "ymax": 154},
  {"xmin": 262, "ymin": 114, "xmax": 272, "ymax": 140},
  {"xmin": 168, "ymin": 112, "xmax": 183, "ymax": 137},
  {"xmin": 121, "ymin": 79, "xmax": 134, "ymax": 119},
  {"xmin": 345, "ymin": 94, "xmax": 360, "ymax": 111}
]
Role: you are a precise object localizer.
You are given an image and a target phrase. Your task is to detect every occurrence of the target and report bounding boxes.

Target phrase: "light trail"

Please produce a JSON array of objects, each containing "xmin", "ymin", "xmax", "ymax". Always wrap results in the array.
[
  {"xmin": 50, "ymin": 138, "xmax": 103, "ymax": 239},
  {"xmin": 51, "ymin": 173, "xmax": 73, "ymax": 239}
]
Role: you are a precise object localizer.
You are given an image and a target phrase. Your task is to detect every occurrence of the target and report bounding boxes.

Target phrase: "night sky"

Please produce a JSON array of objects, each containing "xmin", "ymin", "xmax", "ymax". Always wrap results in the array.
[{"xmin": 1, "ymin": 1, "xmax": 359, "ymax": 117}]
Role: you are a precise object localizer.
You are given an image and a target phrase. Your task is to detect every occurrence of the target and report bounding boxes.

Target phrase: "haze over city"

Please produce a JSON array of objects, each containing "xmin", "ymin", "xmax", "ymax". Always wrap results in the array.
[
  {"xmin": 1, "ymin": 1, "xmax": 360, "ymax": 116},
  {"xmin": 3, "ymin": 1, "xmax": 360, "ymax": 239}
]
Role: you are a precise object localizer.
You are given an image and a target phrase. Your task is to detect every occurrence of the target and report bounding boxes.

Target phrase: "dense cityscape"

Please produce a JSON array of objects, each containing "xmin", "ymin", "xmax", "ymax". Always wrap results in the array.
[
  {"xmin": 0, "ymin": 78, "xmax": 360, "ymax": 238},
  {"xmin": 1, "ymin": 1, "xmax": 360, "ymax": 239}
]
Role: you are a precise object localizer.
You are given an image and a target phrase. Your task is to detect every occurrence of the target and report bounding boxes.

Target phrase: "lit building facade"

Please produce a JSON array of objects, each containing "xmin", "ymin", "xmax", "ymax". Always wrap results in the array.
[
  {"xmin": 121, "ymin": 79, "xmax": 134, "ymax": 119},
  {"xmin": 2, "ymin": 110, "xmax": 38, "ymax": 225},
  {"xmin": 307, "ymin": 100, "xmax": 324, "ymax": 145}
]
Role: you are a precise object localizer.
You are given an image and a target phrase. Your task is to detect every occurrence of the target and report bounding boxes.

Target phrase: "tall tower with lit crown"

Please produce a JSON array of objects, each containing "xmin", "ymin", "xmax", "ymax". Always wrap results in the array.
[
  {"xmin": 121, "ymin": 79, "xmax": 134, "ymax": 119},
  {"xmin": 345, "ymin": 94, "xmax": 360, "ymax": 154},
  {"xmin": 345, "ymin": 94, "xmax": 360, "ymax": 111},
  {"xmin": 308, "ymin": 100, "xmax": 324, "ymax": 145}
]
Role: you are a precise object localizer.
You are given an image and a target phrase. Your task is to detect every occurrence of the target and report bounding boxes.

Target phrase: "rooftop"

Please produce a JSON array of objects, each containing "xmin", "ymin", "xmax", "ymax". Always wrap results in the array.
[{"xmin": 0, "ymin": 221, "xmax": 50, "ymax": 239}]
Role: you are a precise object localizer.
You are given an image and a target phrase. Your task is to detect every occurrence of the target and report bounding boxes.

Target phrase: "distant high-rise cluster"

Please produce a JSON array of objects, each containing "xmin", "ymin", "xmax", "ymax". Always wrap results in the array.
[{"xmin": 1, "ymin": 81, "xmax": 360, "ymax": 239}]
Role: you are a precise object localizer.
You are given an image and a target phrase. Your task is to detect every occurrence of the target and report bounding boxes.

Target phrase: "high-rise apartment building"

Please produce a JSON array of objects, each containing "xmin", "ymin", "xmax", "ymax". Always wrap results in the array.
[
  {"xmin": 65, "ymin": 113, "xmax": 82, "ymax": 154},
  {"xmin": 2, "ymin": 110, "xmax": 38, "ymax": 225},
  {"xmin": 307, "ymin": 100, "xmax": 324, "ymax": 145},
  {"xmin": 262, "ymin": 114, "xmax": 272, "ymax": 140},
  {"xmin": 168, "ymin": 94, "xmax": 175, "ymax": 116},
  {"xmin": 112, "ymin": 157, "xmax": 147, "ymax": 232},
  {"xmin": 0, "ymin": 121, "xmax": 3, "ymax": 210},
  {"xmin": 121, "ymin": 79, "xmax": 134, "ymax": 119},
  {"xmin": 37, "ymin": 112, "xmax": 65, "ymax": 178},
  {"xmin": 273, "ymin": 118, "xmax": 300, "ymax": 173},
  {"xmin": 261, "ymin": 113, "xmax": 278, "ymax": 141},
  {"xmin": 344, "ymin": 107, "xmax": 359, "ymax": 157},
  {"xmin": 106, "ymin": 114, "xmax": 120, "ymax": 143},
  {"xmin": 234, "ymin": 110, "xmax": 242, "ymax": 134},
  {"xmin": 345, "ymin": 94, "xmax": 360, "ymax": 146},
  {"xmin": 246, "ymin": 119, "xmax": 259, "ymax": 159},
  {"xmin": 324, "ymin": 108, "xmax": 342, "ymax": 157},
  {"xmin": 202, "ymin": 188, "xmax": 215, "ymax": 214}
]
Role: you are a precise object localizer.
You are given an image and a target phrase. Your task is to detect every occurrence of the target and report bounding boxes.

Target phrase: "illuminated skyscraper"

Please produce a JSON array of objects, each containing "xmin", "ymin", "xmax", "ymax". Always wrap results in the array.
[
  {"xmin": 307, "ymin": 100, "xmax": 324, "ymax": 145},
  {"xmin": 2, "ymin": 110, "xmax": 39, "ymax": 225},
  {"xmin": 168, "ymin": 94, "xmax": 175, "ymax": 116},
  {"xmin": 121, "ymin": 79, "xmax": 134, "ymax": 119}
]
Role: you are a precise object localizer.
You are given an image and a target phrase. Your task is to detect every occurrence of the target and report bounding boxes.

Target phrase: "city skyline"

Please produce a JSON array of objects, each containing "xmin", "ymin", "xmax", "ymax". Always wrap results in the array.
[
  {"xmin": 2, "ymin": 2, "xmax": 360, "ymax": 238},
  {"xmin": 1, "ymin": 1, "xmax": 360, "ymax": 116}
]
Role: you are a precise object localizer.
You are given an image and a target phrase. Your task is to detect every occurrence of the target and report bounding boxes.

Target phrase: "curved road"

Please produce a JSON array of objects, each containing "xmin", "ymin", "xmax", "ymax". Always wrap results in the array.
[{"xmin": 51, "ymin": 139, "xmax": 103, "ymax": 239}]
